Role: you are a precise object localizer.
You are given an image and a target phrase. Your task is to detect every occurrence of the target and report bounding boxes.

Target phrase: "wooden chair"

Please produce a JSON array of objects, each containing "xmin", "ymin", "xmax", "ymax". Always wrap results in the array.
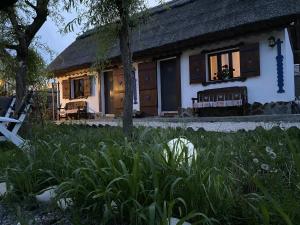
[{"xmin": 0, "ymin": 92, "xmax": 33, "ymax": 148}]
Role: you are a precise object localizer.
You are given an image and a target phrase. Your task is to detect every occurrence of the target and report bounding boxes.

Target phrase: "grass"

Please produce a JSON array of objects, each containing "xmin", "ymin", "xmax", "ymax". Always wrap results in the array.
[{"xmin": 0, "ymin": 123, "xmax": 300, "ymax": 225}]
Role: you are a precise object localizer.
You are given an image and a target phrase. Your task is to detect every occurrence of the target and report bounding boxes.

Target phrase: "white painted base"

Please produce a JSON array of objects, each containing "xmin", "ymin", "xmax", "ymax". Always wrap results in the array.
[
  {"xmin": 61, "ymin": 120, "xmax": 300, "ymax": 132},
  {"xmin": 169, "ymin": 217, "xmax": 191, "ymax": 225},
  {"xmin": 0, "ymin": 182, "xmax": 7, "ymax": 196},
  {"xmin": 35, "ymin": 186, "xmax": 57, "ymax": 203},
  {"xmin": 57, "ymin": 198, "xmax": 73, "ymax": 210}
]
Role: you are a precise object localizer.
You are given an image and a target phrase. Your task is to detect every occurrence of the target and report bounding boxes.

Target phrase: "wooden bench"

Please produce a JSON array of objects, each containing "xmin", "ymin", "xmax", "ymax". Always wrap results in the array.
[
  {"xmin": 192, "ymin": 86, "xmax": 248, "ymax": 116},
  {"xmin": 59, "ymin": 101, "xmax": 87, "ymax": 120}
]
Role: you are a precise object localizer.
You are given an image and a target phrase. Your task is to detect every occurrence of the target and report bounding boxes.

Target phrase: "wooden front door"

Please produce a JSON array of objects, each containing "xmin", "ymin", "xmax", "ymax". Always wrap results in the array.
[
  {"xmin": 113, "ymin": 68, "xmax": 125, "ymax": 116},
  {"xmin": 104, "ymin": 71, "xmax": 114, "ymax": 114},
  {"xmin": 138, "ymin": 62, "xmax": 158, "ymax": 116},
  {"xmin": 160, "ymin": 58, "xmax": 180, "ymax": 112}
]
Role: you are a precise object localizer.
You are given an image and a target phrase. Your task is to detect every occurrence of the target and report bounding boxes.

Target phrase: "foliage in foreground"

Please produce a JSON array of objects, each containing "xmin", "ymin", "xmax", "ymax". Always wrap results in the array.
[{"xmin": 0, "ymin": 124, "xmax": 300, "ymax": 225}]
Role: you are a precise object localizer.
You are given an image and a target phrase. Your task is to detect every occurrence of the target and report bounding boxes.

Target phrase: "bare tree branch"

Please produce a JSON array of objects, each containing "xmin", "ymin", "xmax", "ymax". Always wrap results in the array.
[
  {"xmin": 5, "ymin": 7, "xmax": 24, "ymax": 43},
  {"xmin": 25, "ymin": 0, "xmax": 50, "ymax": 45},
  {"xmin": 24, "ymin": 0, "xmax": 38, "ymax": 11}
]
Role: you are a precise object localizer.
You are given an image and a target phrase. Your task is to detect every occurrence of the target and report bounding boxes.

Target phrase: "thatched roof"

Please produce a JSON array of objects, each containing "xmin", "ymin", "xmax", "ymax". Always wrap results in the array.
[{"xmin": 48, "ymin": 0, "xmax": 300, "ymax": 74}]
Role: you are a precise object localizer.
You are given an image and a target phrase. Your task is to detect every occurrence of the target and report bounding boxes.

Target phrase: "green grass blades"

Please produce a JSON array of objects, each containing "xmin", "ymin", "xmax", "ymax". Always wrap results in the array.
[{"xmin": 0, "ymin": 124, "xmax": 299, "ymax": 225}]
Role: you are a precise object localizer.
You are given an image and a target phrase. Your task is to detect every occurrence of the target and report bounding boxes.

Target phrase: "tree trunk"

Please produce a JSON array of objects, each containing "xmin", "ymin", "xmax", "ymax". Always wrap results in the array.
[
  {"xmin": 15, "ymin": 53, "xmax": 27, "ymax": 109},
  {"xmin": 119, "ymin": 14, "xmax": 133, "ymax": 137}
]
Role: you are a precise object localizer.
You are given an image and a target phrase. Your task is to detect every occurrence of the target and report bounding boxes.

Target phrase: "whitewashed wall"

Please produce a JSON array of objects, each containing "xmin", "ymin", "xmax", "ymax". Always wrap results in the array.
[
  {"xmin": 57, "ymin": 29, "xmax": 295, "ymax": 116},
  {"xmin": 285, "ymin": 28, "xmax": 296, "ymax": 99},
  {"xmin": 179, "ymin": 29, "xmax": 295, "ymax": 108},
  {"xmin": 57, "ymin": 70, "xmax": 101, "ymax": 114}
]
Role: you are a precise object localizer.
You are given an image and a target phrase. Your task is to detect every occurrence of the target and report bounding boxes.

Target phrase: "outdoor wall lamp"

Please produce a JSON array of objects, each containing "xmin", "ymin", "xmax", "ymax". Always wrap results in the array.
[{"xmin": 268, "ymin": 36, "xmax": 276, "ymax": 48}]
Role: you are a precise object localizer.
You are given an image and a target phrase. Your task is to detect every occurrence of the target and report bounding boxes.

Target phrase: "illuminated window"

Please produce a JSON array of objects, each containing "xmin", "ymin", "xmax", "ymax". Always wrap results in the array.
[
  {"xmin": 70, "ymin": 78, "xmax": 84, "ymax": 99},
  {"xmin": 208, "ymin": 49, "xmax": 241, "ymax": 81}
]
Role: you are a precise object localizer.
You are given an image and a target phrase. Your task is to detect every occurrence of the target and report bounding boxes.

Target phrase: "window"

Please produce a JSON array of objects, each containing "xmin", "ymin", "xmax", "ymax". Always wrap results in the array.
[
  {"xmin": 62, "ymin": 76, "xmax": 94, "ymax": 100},
  {"xmin": 71, "ymin": 78, "xmax": 84, "ymax": 99},
  {"xmin": 208, "ymin": 49, "xmax": 241, "ymax": 81}
]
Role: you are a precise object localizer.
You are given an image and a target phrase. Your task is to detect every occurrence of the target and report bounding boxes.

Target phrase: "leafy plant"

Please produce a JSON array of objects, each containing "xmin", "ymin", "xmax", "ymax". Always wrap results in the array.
[{"xmin": 0, "ymin": 124, "xmax": 299, "ymax": 225}]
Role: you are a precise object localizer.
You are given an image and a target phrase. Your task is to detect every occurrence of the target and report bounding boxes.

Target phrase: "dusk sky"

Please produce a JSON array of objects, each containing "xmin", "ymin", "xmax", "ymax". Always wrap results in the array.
[{"xmin": 38, "ymin": 0, "xmax": 162, "ymax": 64}]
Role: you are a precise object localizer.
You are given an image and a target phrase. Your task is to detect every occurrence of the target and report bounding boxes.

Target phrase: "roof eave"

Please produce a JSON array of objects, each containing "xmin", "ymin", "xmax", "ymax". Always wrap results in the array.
[{"xmin": 50, "ymin": 14, "xmax": 299, "ymax": 76}]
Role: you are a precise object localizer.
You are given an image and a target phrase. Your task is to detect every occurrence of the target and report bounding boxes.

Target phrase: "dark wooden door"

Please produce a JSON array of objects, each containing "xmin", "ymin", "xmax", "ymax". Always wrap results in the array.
[
  {"xmin": 104, "ymin": 71, "xmax": 114, "ymax": 114},
  {"xmin": 113, "ymin": 68, "xmax": 125, "ymax": 116},
  {"xmin": 160, "ymin": 58, "xmax": 178, "ymax": 111},
  {"xmin": 138, "ymin": 62, "xmax": 158, "ymax": 116}
]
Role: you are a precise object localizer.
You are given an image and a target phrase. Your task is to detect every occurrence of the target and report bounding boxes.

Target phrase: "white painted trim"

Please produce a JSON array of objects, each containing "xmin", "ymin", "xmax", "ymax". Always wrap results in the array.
[
  {"xmin": 133, "ymin": 63, "xmax": 140, "ymax": 108},
  {"xmin": 4, "ymin": 98, "xmax": 15, "ymax": 118},
  {"xmin": 100, "ymin": 72, "xmax": 105, "ymax": 115},
  {"xmin": 161, "ymin": 111, "xmax": 178, "ymax": 115},
  {"xmin": 0, "ymin": 117, "xmax": 20, "ymax": 123},
  {"xmin": 104, "ymin": 114, "xmax": 115, "ymax": 118},
  {"xmin": 158, "ymin": 56, "xmax": 177, "ymax": 62},
  {"xmin": 157, "ymin": 61, "xmax": 162, "ymax": 115},
  {"xmin": 207, "ymin": 47, "xmax": 240, "ymax": 55}
]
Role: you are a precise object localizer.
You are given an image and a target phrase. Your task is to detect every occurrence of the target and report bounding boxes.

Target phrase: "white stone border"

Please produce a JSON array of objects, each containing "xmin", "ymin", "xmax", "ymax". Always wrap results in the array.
[{"xmin": 61, "ymin": 120, "xmax": 300, "ymax": 133}]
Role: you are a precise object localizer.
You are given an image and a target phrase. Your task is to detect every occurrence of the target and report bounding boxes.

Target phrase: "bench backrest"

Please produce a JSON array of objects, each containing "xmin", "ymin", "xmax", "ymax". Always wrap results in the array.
[
  {"xmin": 65, "ymin": 101, "xmax": 87, "ymax": 110},
  {"xmin": 6, "ymin": 91, "xmax": 33, "ymax": 132},
  {"xmin": 197, "ymin": 86, "xmax": 248, "ymax": 102}
]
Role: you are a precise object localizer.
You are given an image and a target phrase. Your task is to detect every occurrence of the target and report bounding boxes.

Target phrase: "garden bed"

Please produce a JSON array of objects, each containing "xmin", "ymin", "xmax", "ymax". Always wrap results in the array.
[{"xmin": 0, "ymin": 124, "xmax": 299, "ymax": 225}]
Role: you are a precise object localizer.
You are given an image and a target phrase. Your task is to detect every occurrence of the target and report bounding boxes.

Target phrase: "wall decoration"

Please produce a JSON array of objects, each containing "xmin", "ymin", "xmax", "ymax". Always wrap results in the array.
[{"xmin": 275, "ymin": 38, "xmax": 285, "ymax": 93}]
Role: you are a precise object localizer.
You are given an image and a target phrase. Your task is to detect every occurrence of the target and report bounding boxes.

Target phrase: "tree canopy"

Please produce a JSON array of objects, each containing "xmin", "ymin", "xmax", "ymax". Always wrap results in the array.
[{"xmin": 0, "ymin": 0, "xmax": 59, "ymax": 105}]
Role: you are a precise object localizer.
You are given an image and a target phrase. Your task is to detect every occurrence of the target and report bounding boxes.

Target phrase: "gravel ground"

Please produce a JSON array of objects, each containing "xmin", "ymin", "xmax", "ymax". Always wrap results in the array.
[{"xmin": 0, "ymin": 203, "xmax": 72, "ymax": 225}]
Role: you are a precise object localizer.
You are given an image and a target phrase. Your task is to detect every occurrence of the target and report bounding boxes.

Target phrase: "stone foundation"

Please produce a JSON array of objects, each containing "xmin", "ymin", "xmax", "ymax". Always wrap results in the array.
[
  {"xmin": 180, "ymin": 101, "xmax": 300, "ymax": 117},
  {"xmin": 247, "ymin": 101, "xmax": 300, "ymax": 115}
]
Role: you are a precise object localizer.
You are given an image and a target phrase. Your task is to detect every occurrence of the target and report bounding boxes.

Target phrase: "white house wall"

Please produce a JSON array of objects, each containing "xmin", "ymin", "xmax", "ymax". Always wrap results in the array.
[
  {"xmin": 285, "ymin": 28, "xmax": 296, "ymax": 99},
  {"xmin": 57, "ymin": 29, "xmax": 295, "ymax": 116},
  {"xmin": 57, "ymin": 70, "xmax": 101, "ymax": 114},
  {"xmin": 180, "ymin": 29, "xmax": 295, "ymax": 108}
]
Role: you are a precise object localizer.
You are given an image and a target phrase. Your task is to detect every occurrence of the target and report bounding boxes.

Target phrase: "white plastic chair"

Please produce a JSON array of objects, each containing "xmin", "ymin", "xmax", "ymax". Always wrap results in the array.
[{"xmin": 0, "ymin": 92, "xmax": 33, "ymax": 148}]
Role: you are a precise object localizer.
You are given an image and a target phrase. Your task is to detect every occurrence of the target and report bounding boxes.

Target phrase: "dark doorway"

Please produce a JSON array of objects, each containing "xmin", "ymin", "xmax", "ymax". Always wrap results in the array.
[
  {"xmin": 104, "ymin": 71, "xmax": 114, "ymax": 114},
  {"xmin": 160, "ymin": 58, "xmax": 178, "ymax": 111}
]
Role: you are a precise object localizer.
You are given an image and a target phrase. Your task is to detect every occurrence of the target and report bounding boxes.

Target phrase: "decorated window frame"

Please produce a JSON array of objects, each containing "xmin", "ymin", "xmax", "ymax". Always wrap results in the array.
[{"xmin": 208, "ymin": 48, "xmax": 241, "ymax": 82}]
